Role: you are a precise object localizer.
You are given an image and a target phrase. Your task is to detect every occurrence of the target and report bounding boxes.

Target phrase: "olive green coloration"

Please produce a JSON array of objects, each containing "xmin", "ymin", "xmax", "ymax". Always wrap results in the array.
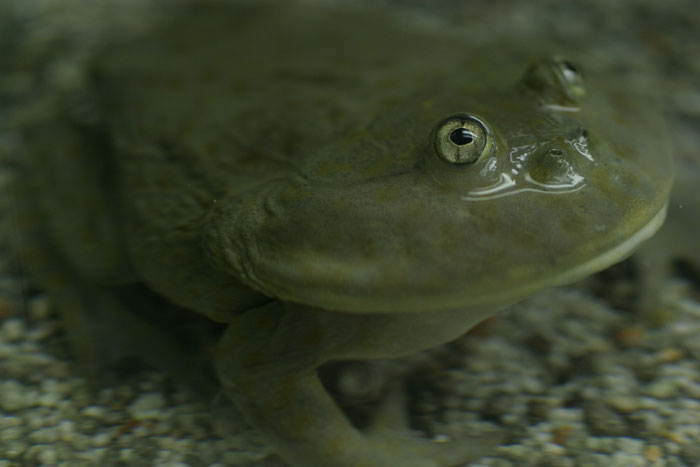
[{"xmin": 10, "ymin": 2, "xmax": 673, "ymax": 467}]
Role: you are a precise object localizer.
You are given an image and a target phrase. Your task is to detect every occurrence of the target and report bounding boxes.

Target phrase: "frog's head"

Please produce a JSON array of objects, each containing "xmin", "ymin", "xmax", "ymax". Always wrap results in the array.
[{"xmin": 205, "ymin": 58, "xmax": 673, "ymax": 313}]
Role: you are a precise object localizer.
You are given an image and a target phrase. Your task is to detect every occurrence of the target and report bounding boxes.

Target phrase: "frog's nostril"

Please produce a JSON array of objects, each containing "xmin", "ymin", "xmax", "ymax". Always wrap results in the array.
[{"xmin": 527, "ymin": 146, "xmax": 583, "ymax": 188}]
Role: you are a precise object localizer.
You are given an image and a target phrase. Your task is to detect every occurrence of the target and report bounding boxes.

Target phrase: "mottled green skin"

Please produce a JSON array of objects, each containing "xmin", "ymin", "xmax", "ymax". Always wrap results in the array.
[{"xmin": 13, "ymin": 3, "xmax": 673, "ymax": 467}]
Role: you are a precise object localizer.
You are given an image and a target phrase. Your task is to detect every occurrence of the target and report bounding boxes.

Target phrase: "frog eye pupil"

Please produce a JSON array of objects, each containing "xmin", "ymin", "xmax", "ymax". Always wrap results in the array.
[{"xmin": 449, "ymin": 128, "xmax": 475, "ymax": 146}]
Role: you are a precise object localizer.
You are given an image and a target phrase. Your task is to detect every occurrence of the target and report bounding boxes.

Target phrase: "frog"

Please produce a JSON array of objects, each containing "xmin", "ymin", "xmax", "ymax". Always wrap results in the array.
[{"xmin": 7, "ymin": 1, "xmax": 673, "ymax": 466}]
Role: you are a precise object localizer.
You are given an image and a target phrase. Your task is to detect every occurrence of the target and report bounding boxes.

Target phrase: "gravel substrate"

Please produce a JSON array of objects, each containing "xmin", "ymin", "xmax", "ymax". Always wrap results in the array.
[
  {"xmin": 1, "ymin": 276, "xmax": 700, "ymax": 466},
  {"xmin": 1, "ymin": 1, "xmax": 700, "ymax": 466}
]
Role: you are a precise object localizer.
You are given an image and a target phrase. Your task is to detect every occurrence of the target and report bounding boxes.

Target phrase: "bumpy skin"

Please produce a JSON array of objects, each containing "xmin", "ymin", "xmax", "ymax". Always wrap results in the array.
[{"xmin": 11, "ymin": 2, "xmax": 673, "ymax": 466}]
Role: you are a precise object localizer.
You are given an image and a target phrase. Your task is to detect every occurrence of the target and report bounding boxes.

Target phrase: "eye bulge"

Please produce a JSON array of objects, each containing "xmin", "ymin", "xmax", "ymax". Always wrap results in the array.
[{"xmin": 434, "ymin": 114, "xmax": 491, "ymax": 165}]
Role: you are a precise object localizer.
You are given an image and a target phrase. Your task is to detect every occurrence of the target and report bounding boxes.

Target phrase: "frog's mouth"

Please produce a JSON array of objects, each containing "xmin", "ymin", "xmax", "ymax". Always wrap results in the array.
[{"xmin": 204, "ymin": 167, "xmax": 669, "ymax": 315}]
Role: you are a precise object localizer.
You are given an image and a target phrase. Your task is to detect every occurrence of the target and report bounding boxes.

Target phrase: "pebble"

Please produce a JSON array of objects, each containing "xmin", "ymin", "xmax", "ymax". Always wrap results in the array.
[
  {"xmin": 0, "ymin": 380, "xmax": 34, "ymax": 411},
  {"xmin": 0, "ymin": 318, "xmax": 24, "ymax": 342},
  {"xmin": 127, "ymin": 393, "xmax": 166, "ymax": 420}
]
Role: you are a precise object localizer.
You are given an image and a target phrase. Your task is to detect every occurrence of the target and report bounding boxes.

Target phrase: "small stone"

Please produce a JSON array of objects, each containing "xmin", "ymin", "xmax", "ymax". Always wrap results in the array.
[
  {"xmin": 0, "ymin": 380, "xmax": 33, "ymax": 411},
  {"xmin": 37, "ymin": 391, "xmax": 61, "ymax": 408},
  {"xmin": 57, "ymin": 420, "xmax": 75, "ymax": 441},
  {"xmin": 27, "ymin": 295, "xmax": 51, "ymax": 320},
  {"xmin": 656, "ymin": 348, "xmax": 684, "ymax": 363},
  {"xmin": 119, "ymin": 447, "xmax": 134, "ymax": 461},
  {"xmin": 29, "ymin": 426, "xmax": 60, "ymax": 443},
  {"xmin": 644, "ymin": 445, "xmax": 662, "ymax": 463},
  {"xmin": 82, "ymin": 405, "xmax": 105, "ymax": 418},
  {"xmin": 79, "ymin": 447, "xmax": 106, "ymax": 463},
  {"xmin": 36, "ymin": 445, "xmax": 57, "ymax": 465},
  {"xmin": 645, "ymin": 379, "xmax": 678, "ymax": 399},
  {"xmin": 614, "ymin": 326, "xmax": 645, "ymax": 347},
  {"xmin": 0, "ymin": 318, "xmax": 24, "ymax": 342},
  {"xmin": 552, "ymin": 426, "xmax": 575, "ymax": 446},
  {"xmin": 92, "ymin": 431, "xmax": 112, "ymax": 447},
  {"xmin": 127, "ymin": 393, "xmax": 167, "ymax": 420},
  {"xmin": 606, "ymin": 395, "xmax": 639, "ymax": 413},
  {"xmin": 663, "ymin": 431, "xmax": 685, "ymax": 444}
]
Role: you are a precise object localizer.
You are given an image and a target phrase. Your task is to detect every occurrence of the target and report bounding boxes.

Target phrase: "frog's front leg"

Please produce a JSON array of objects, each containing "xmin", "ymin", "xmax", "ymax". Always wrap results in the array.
[{"xmin": 214, "ymin": 301, "xmax": 500, "ymax": 467}]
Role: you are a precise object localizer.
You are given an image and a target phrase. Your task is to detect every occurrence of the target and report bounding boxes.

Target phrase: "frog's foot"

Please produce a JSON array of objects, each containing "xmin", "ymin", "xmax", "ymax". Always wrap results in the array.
[
  {"xmin": 364, "ymin": 378, "xmax": 502, "ymax": 466},
  {"xmin": 369, "ymin": 428, "xmax": 502, "ymax": 467},
  {"xmin": 40, "ymin": 277, "xmax": 219, "ymax": 394},
  {"xmin": 215, "ymin": 301, "xmax": 502, "ymax": 467}
]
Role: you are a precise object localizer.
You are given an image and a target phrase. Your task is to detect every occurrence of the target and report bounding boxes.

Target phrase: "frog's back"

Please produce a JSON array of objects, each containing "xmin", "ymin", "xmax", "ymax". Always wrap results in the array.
[{"xmin": 94, "ymin": 2, "xmax": 519, "ymax": 180}]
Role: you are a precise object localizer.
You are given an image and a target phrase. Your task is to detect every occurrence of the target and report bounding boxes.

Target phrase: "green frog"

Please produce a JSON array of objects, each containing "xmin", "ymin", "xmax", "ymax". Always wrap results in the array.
[{"xmin": 8, "ymin": 2, "xmax": 673, "ymax": 466}]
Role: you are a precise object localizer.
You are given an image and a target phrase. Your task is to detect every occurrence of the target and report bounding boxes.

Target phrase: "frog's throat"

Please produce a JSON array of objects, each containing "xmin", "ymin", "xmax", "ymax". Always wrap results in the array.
[{"xmin": 554, "ymin": 202, "xmax": 668, "ymax": 288}]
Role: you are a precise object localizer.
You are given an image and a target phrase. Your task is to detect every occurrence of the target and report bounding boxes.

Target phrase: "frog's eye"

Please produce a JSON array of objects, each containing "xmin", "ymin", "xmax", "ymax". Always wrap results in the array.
[
  {"xmin": 434, "ymin": 114, "xmax": 491, "ymax": 165},
  {"xmin": 520, "ymin": 57, "xmax": 586, "ymax": 105},
  {"xmin": 553, "ymin": 59, "xmax": 585, "ymax": 98}
]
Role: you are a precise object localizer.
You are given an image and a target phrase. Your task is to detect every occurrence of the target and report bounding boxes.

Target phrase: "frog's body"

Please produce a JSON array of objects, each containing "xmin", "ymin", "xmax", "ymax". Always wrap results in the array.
[{"xmin": 9, "ymin": 2, "xmax": 673, "ymax": 466}]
